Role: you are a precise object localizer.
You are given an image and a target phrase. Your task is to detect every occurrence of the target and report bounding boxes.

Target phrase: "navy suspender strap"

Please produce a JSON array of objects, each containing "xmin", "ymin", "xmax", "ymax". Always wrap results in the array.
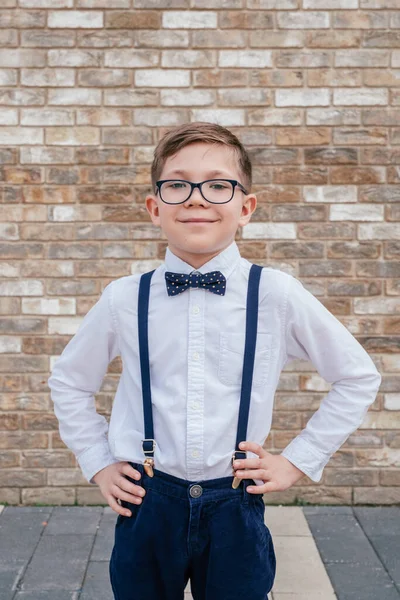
[
  {"xmin": 137, "ymin": 263, "xmax": 263, "ymax": 486},
  {"xmin": 231, "ymin": 263, "xmax": 263, "ymax": 487},
  {"xmin": 137, "ymin": 269, "xmax": 156, "ymax": 477}
]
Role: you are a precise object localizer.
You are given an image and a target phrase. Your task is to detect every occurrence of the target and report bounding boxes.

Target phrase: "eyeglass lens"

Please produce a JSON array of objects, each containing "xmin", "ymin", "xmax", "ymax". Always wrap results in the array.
[{"xmin": 159, "ymin": 180, "xmax": 234, "ymax": 204}]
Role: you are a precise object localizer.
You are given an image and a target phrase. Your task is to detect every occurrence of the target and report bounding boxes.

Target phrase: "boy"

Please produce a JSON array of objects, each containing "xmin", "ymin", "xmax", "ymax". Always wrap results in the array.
[{"xmin": 48, "ymin": 121, "xmax": 382, "ymax": 600}]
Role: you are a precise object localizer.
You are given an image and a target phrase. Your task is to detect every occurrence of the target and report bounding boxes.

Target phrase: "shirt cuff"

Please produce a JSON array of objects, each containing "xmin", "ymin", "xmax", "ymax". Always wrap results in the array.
[
  {"xmin": 280, "ymin": 436, "xmax": 331, "ymax": 483},
  {"xmin": 77, "ymin": 442, "xmax": 120, "ymax": 484}
]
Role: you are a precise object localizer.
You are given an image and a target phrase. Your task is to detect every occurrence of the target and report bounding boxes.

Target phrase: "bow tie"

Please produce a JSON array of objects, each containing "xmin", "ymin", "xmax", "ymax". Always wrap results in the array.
[{"xmin": 165, "ymin": 270, "xmax": 226, "ymax": 297}]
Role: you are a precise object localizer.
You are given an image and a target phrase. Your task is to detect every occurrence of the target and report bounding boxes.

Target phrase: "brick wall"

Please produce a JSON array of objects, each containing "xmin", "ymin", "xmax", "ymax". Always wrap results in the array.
[{"xmin": 1, "ymin": 1, "xmax": 399, "ymax": 506}]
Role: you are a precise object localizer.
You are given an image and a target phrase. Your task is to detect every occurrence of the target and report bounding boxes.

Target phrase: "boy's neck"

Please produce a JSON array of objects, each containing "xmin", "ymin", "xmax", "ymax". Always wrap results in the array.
[{"xmin": 167, "ymin": 241, "xmax": 233, "ymax": 270}]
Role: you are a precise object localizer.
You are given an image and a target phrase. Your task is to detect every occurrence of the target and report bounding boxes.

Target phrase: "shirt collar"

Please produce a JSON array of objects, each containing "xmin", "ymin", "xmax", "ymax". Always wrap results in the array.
[{"xmin": 164, "ymin": 240, "xmax": 241, "ymax": 281}]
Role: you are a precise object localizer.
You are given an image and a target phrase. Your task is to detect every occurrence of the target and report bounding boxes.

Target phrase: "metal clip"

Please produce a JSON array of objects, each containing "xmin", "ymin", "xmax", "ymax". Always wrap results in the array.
[
  {"xmin": 231, "ymin": 451, "xmax": 241, "ymax": 489},
  {"xmin": 143, "ymin": 457, "xmax": 154, "ymax": 477}
]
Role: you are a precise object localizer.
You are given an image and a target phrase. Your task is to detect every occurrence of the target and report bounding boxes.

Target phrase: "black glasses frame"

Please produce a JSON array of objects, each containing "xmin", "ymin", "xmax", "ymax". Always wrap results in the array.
[{"xmin": 155, "ymin": 178, "xmax": 249, "ymax": 205}]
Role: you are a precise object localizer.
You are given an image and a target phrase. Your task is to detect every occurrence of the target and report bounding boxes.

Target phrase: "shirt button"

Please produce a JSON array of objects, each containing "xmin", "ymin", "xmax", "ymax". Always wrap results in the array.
[
  {"xmin": 191, "ymin": 402, "xmax": 199, "ymax": 410},
  {"xmin": 191, "ymin": 449, "xmax": 199, "ymax": 458},
  {"xmin": 192, "ymin": 305, "xmax": 200, "ymax": 315},
  {"xmin": 193, "ymin": 351, "xmax": 200, "ymax": 361}
]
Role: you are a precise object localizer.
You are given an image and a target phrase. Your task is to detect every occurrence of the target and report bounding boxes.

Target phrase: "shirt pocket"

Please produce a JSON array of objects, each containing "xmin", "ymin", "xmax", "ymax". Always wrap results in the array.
[{"xmin": 218, "ymin": 332, "xmax": 273, "ymax": 388}]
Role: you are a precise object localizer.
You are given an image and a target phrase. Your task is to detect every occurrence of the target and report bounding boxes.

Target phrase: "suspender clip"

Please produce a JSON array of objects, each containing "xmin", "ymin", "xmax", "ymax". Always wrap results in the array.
[
  {"xmin": 142, "ymin": 439, "xmax": 156, "ymax": 477},
  {"xmin": 231, "ymin": 450, "xmax": 247, "ymax": 489}
]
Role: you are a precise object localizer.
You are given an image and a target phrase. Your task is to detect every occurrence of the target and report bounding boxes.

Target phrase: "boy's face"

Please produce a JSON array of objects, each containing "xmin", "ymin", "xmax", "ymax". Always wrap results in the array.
[{"xmin": 145, "ymin": 142, "xmax": 257, "ymax": 268}]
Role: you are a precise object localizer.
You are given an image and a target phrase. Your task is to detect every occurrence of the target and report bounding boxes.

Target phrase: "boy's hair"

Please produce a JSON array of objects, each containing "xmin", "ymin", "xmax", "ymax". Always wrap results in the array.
[{"xmin": 151, "ymin": 121, "xmax": 252, "ymax": 195}]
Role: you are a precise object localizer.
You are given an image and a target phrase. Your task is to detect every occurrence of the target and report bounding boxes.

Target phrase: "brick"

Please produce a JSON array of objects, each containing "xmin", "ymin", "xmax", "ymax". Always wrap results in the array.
[
  {"xmin": 46, "ymin": 127, "xmax": 100, "ymax": 146},
  {"xmin": 334, "ymin": 127, "xmax": 387, "ymax": 145},
  {"xmin": 21, "ymin": 68, "xmax": 75, "ymax": 87},
  {"xmin": 193, "ymin": 69, "xmax": 249, "ymax": 87},
  {"xmin": 304, "ymin": 0, "xmax": 357, "ymax": 7},
  {"xmin": 218, "ymin": 88, "xmax": 270, "ymax": 106},
  {"xmin": 161, "ymin": 89, "xmax": 215, "ymax": 106},
  {"xmin": 134, "ymin": 69, "xmax": 190, "ymax": 87},
  {"xmin": 0, "ymin": 107, "xmax": 18, "ymax": 125},
  {"xmin": 0, "ymin": 127, "xmax": 43, "ymax": 145},
  {"xmin": 0, "ymin": 10, "xmax": 45, "ymax": 28},
  {"xmin": 78, "ymin": 69, "xmax": 131, "ymax": 87},
  {"xmin": 330, "ymin": 166, "xmax": 385, "ymax": 183},
  {"xmin": 21, "ymin": 30, "xmax": 76, "ymax": 47},
  {"xmin": 21, "ymin": 109, "xmax": 74, "ymax": 126},
  {"xmin": 48, "ymin": 49, "xmax": 102, "ymax": 67},
  {"xmin": 104, "ymin": 49, "xmax": 159, "ymax": 67},
  {"xmin": 219, "ymin": 50, "xmax": 272, "ymax": 67},
  {"xmin": 276, "ymin": 89, "xmax": 330, "ymax": 106},
  {"xmin": 163, "ymin": 11, "xmax": 217, "ymax": 28},
  {"xmin": 162, "ymin": 49, "xmax": 215, "ymax": 68},
  {"xmin": 103, "ymin": 89, "xmax": 158, "ymax": 107},
  {"xmin": 330, "ymin": 204, "xmax": 384, "ymax": 221},
  {"xmin": 333, "ymin": 88, "xmax": 388, "ymax": 105},
  {"xmin": 78, "ymin": 0, "xmax": 129, "ymax": 5},
  {"xmin": 248, "ymin": 108, "xmax": 301, "ymax": 126},
  {"xmin": 0, "ymin": 280, "xmax": 43, "ymax": 296},
  {"xmin": 0, "ymin": 469, "xmax": 46, "ymax": 487},
  {"xmin": 0, "ymin": 70, "xmax": 17, "ymax": 87},
  {"xmin": 0, "ymin": 50, "xmax": 45, "ymax": 70},
  {"xmin": 0, "ymin": 223, "xmax": 19, "ymax": 241},
  {"xmin": 192, "ymin": 30, "xmax": 246, "ymax": 48},
  {"xmin": 20, "ymin": 0, "xmax": 73, "ymax": 5},
  {"xmin": 22, "ymin": 487, "xmax": 76, "ymax": 504},
  {"xmin": 0, "ymin": 90, "xmax": 46, "ymax": 108},
  {"xmin": 304, "ymin": 185, "xmax": 357, "ymax": 203},
  {"xmin": 247, "ymin": 0, "xmax": 297, "ymax": 6},
  {"xmin": 134, "ymin": 108, "xmax": 189, "ymax": 126},
  {"xmin": 48, "ymin": 10, "xmax": 104, "ymax": 28},
  {"xmin": 136, "ymin": 29, "xmax": 189, "ymax": 47},
  {"xmin": 277, "ymin": 11, "xmax": 330, "ymax": 28},
  {"xmin": 276, "ymin": 127, "xmax": 331, "ymax": 145},
  {"xmin": 193, "ymin": 109, "xmax": 247, "ymax": 126},
  {"xmin": 48, "ymin": 89, "xmax": 101, "ymax": 105},
  {"xmin": 0, "ymin": 336, "xmax": 21, "ymax": 353},
  {"xmin": 20, "ymin": 147, "xmax": 74, "ymax": 164},
  {"xmin": 276, "ymin": 50, "xmax": 330, "ymax": 68},
  {"xmin": 219, "ymin": 11, "xmax": 273, "ymax": 29},
  {"xmin": 333, "ymin": 11, "xmax": 388, "ymax": 28},
  {"xmin": 105, "ymin": 10, "xmax": 160, "ymax": 29}
]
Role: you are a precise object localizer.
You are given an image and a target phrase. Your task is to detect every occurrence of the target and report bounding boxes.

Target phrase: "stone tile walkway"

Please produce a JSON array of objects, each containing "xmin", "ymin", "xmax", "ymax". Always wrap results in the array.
[{"xmin": 0, "ymin": 504, "xmax": 398, "ymax": 600}]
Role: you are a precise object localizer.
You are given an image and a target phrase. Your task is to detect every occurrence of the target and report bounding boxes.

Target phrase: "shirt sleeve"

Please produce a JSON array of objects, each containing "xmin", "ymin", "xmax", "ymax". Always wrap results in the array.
[
  {"xmin": 280, "ymin": 275, "xmax": 382, "ymax": 483},
  {"xmin": 47, "ymin": 281, "xmax": 120, "ymax": 484}
]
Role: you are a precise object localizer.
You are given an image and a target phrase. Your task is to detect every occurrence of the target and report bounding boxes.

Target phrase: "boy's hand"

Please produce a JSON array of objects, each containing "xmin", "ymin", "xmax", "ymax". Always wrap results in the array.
[
  {"xmin": 92, "ymin": 462, "xmax": 146, "ymax": 516},
  {"xmin": 233, "ymin": 441, "xmax": 306, "ymax": 494}
]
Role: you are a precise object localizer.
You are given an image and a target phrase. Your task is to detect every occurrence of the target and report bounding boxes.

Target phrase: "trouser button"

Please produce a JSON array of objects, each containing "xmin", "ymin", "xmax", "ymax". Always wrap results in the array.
[{"xmin": 189, "ymin": 484, "xmax": 203, "ymax": 498}]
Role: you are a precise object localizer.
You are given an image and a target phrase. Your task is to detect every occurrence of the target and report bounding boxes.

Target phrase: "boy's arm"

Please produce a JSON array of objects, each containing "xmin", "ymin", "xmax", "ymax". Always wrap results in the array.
[
  {"xmin": 47, "ymin": 281, "xmax": 120, "ymax": 484},
  {"xmin": 280, "ymin": 275, "xmax": 382, "ymax": 483}
]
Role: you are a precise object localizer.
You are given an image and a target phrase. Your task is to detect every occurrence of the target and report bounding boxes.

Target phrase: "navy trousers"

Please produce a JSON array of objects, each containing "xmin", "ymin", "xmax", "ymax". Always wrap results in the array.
[{"xmin": 109, "ymin": 462, "xmax": 276, "ymax": 600}]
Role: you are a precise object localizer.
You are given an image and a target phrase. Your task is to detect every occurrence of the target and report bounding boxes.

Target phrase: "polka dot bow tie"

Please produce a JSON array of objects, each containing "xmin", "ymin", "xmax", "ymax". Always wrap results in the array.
[{"xmin": 165, "ymin": 270, "xmax": 226, "ymax": 297}]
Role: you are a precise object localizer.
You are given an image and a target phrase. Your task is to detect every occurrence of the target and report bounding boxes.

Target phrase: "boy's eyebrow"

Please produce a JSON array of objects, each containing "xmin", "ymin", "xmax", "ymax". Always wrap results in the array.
[{"xmin": 166, "ymin": 169, "xmax": 234, "ymax": 179}]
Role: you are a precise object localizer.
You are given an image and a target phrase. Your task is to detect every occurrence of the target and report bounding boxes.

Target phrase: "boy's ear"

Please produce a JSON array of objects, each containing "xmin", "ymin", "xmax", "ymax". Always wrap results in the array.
[
  {"xmin": 238, "ymin": 194, "xmax": 257, "ymax": 227},
  {"xmin": 145, "ymin": 194, "xmax": 161, "ymax": 226}
]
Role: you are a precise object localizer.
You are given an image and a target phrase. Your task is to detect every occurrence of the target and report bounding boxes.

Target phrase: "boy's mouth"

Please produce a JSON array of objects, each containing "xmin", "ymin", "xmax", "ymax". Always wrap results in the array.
[{"xmin": 179, "ymin": 219, "xmax": 218, "ymax": 223}]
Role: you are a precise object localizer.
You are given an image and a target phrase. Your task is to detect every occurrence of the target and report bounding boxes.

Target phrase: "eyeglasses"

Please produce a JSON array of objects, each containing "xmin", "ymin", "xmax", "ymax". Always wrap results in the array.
[{"xmin": 155, "ymin": 179, "xmax": 249, "ymax": 205}]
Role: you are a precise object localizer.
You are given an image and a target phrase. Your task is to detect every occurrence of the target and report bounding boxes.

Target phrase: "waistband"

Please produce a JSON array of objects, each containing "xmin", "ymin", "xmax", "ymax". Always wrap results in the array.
[{"xmin": 129, "ymin": 461, "xmax": 259, "ymax": 504}]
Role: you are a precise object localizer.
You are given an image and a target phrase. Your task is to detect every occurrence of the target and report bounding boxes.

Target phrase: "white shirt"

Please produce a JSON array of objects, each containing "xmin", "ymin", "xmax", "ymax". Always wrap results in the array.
[{"xmin": 48, "ymin": 240, "xmax": 382, "ymax": 486}]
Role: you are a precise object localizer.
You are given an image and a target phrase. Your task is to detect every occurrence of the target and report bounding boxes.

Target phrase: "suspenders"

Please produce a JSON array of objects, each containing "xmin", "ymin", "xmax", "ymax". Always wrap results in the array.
[{"xmin": 137, "ymin": 264, "xmax": 263, "ymax": 488}]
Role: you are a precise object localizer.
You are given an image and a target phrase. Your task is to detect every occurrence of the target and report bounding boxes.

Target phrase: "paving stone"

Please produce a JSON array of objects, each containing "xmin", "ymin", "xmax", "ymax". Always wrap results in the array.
[
  {"xmin": 303, "ymin": 506, "xmax": 353, "ymax": 515},
  {"xmin": 20, "ymin": 534, "xmax": 94, "ymax": 591},
  {"xmin": 368, "ymin": 535, "xmax": 400, "ymax": 588},
  {"xmin": 90, "ymin": 515, "xmax": 116, "ymax": 562},
  {"xmin": 353, "ymin": 507, "xmax": 400, "ymax": 537},
  {"xmin": 44, "ymin": 506, "xmax": 103, "ymax": 536},
  {"xmin": 80, "ymin": 561, "xmax": 114, "ymax": 600},
  {"xmin": 0, "ymin": 563, "xmax": 25, "ymax": 600},
  {"xmin": 0, "ymin": 507, "xmax": 51, "ymax": 565},
  {"xmin": 14, "ymin": 592, "xmax": 79, "ymax": 600},
  {"xmin": 325, "ymin": 563, "xmax": 400, "ymax": 600}
]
